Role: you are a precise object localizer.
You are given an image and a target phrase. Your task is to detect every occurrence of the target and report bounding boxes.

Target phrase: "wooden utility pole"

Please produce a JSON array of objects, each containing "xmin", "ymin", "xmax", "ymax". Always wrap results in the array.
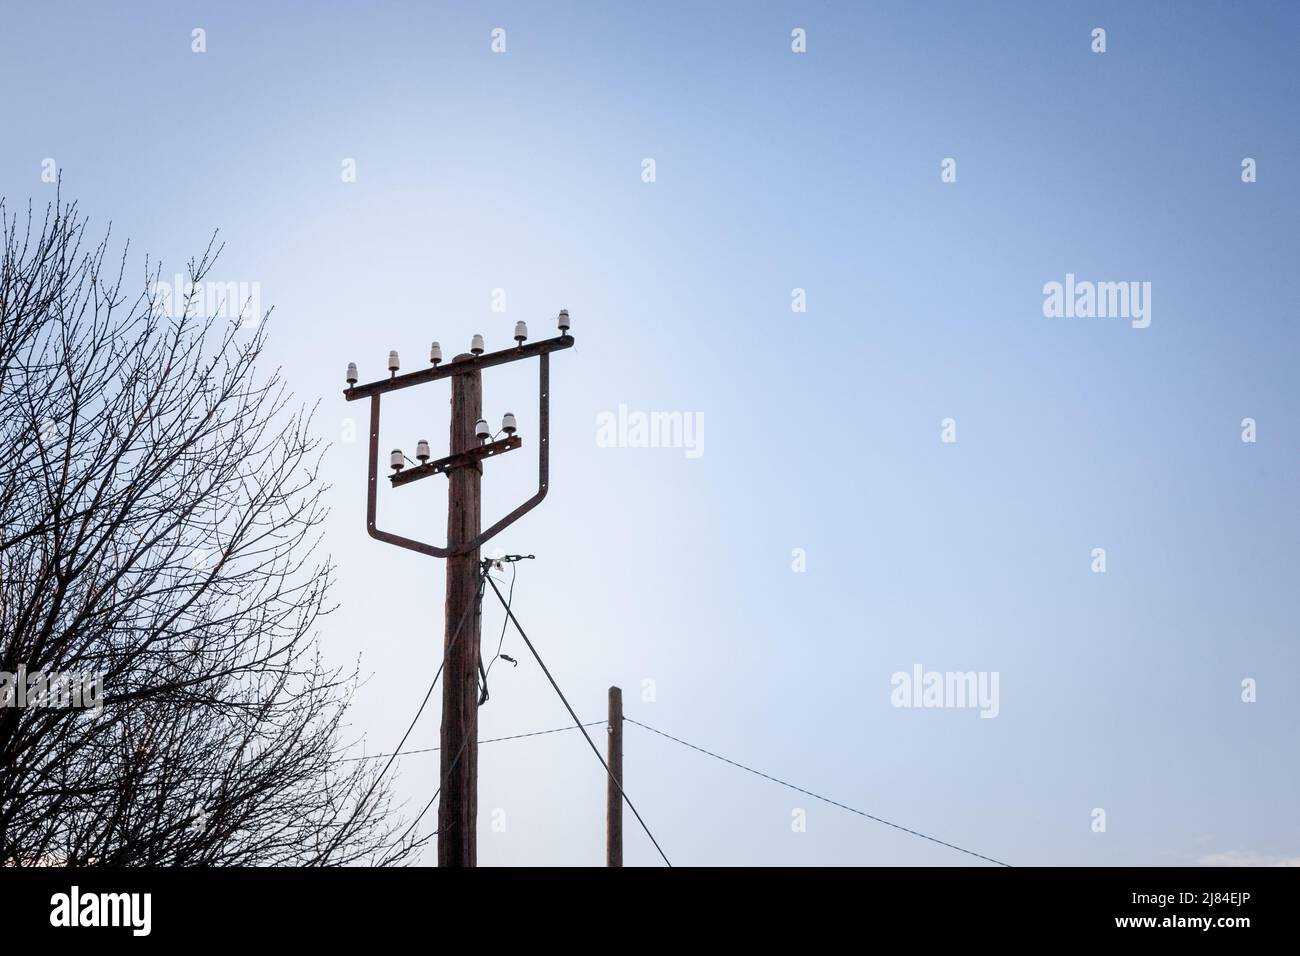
[
  {"xmin": 343, "ymin": 315, "xmax": 573, "ymax": 869},
  {"xmin": 439, "ymin": 358, "xmax": 483, "ymax": 867},
  {"xmin": 606, "ymin": 685, "xmax": 623, "ymax": 867}
]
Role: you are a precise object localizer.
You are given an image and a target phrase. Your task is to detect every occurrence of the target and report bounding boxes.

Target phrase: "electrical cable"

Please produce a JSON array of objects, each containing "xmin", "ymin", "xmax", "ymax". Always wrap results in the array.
[
  {"xmin": 625, "ymin": 716, "xmax": 1012, "ymax": 868},
  {"xmin": 311, "ymin": 568, "xmax": 486, "ymax": 864},
  {"xmin": 338, "ymin": 720, "xmax": 605, "ymax": 763},
  {"xmin": 391, "ymin": 727, "xmax": 471, "ymax": 851},
  {"xmin": 483, "ymin": 572, "xmax": 672, "ymax": 867},
  {"xmin": 478, "ymin": 561, "xmax": 516, "ymax": 705},
  {"xmin": 389, "ymin": 719, "xmax": 608, "ymax": 855}
]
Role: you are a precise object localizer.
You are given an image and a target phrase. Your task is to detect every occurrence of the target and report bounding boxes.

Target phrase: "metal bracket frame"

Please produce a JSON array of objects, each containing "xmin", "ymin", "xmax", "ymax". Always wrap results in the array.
[{"xmin": 355, "ymin": 341, "xmax": 564, "ymax": 558}]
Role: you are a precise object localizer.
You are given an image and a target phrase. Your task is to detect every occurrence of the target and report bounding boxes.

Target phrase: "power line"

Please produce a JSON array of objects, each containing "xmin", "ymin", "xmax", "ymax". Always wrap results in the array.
[
  {"xmin": 396, "ymin": 717, "xmax": 601, "ymax": 854},
  {"xmin": 625, "ymin": 716, "xmax": 1012, "ymax": 868},
  {"xmin": 384, "ymin": 556, "xmax": 574, "ymax": 855},
  {"xmin": 338, "ymin": 721, "xmax": 606, "ymax": 763},
  {"xmin": 483, "ymin": 572, "xmax": 672, "ymax": 867},
  {"xmin": 364, "ymin": 570, "xmax": 485, "ymax": 787},
  {"xmin": 312, "ymin": 569, "xmax": 486, "ymax": 864},
  {"xmin": 391, "ymin": 722, "xmax": 473, "ymax": 852}
]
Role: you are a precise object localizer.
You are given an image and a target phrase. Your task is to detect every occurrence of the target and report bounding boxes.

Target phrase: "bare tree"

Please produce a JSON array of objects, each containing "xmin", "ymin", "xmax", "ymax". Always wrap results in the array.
[{"xmin": 0, "ymin": 195, "xmax": 417, "ymax": 866}]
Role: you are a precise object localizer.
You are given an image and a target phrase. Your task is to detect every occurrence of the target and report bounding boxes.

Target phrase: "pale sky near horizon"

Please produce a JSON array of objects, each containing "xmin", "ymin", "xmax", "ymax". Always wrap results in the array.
[{"xmin": 2, "ymin": 1, "xmax": 1297, "ymax": 866}]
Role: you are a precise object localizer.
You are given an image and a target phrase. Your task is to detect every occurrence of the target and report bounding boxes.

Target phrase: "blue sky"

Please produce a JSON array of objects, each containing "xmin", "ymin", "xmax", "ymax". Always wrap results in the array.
[{"xmin": 2, "ymin": 1, "xmax": 1296, "ymax": 866}]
